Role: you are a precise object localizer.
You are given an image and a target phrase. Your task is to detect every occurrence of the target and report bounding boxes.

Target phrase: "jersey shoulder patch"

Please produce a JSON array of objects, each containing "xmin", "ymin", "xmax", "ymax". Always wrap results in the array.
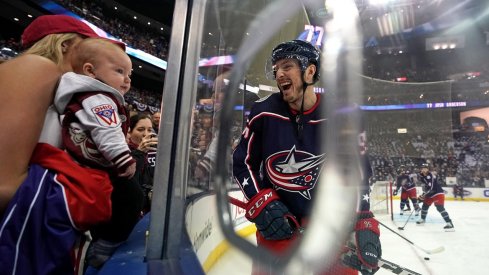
[{"xmin": 92, "ymin": 104, "xmax": 119, "ymax": 126}]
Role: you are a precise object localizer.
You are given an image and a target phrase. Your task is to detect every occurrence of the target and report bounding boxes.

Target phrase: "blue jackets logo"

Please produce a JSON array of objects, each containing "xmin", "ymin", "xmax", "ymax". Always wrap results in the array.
[{"xmin": 265, "ymin": 146, "xmax": 325, "ymax": 199}]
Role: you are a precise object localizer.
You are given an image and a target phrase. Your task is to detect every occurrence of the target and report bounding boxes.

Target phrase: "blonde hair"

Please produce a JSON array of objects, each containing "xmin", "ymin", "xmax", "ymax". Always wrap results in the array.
[{"xmin": 23, "ymin": 33, "xmax": 80, "ymax": 67}]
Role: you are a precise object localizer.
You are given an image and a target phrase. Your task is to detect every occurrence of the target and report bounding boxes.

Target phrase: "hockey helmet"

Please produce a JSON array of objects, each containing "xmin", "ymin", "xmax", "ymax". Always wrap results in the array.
[
  {"xmin": 419, "ymin": 163, "xmax": 430, "ymax": 172},
  {"xmin": 267, "ymin": 39, "xmax": 320, "ymax": 83},
  {"xmin": 398, "ymin": 165, "xmax": 410, "ymax": 174}
]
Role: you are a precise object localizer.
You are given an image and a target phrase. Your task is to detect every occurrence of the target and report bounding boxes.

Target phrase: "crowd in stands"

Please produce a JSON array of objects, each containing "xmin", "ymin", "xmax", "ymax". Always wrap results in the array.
[
  {"xmin": 124, "ymin": 86, "xmax": 162, "ymax": 113},
  {"xmin": 56, "ymin": 0, "xmax": 257, "ymax": 59},
  {"xmin": 121, "ymin": 76, "xmax": 489, "ymax": 191},
  {"xmin": 55, "ymin": 0, "xmax": 169, "ymax": 60},
  {"xmin": 365, "ymin": 60, "xmax": 465, "ymax": 83},
  {"xmin": 123, "ymin": 81, "xmax": 489, "ymax": 192},
  {"xmin": 367, "ymin": 112, "xmax": 489, "ymax": 187},
  {"xmin": 360, "ymin": 73, "xmax": 489, "ymax": 106},
  {"xmin": 364, "ymin": 46, "xmax": 489, "ymax": 84},
  {"xmin": 6, "ymin": 1, "xmax": 489, "ymax": 191},
  {"xmin": 0, "ymin": 38, "xmax": 21, "ymax": 60}
]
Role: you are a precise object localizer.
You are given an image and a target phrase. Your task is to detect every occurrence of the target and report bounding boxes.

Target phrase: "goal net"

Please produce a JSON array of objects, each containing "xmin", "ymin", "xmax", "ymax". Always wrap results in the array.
[{"xmin": 370, "ymin": 181, "xmax": 393, "ymax": 219}]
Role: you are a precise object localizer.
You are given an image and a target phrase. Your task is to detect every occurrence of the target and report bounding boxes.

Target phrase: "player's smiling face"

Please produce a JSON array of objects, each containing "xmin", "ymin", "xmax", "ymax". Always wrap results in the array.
[{"xmin": 274, "ymin": 59, "xmax": 305, "ymax": 105}]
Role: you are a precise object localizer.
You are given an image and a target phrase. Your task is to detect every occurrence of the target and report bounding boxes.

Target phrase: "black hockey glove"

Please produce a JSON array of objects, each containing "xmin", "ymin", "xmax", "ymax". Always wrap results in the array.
[
  {"xmin": 342, "ymin": 248, "xmax": 378, "ymax": 275},
  {"xmin": 392, "ymin": 190, "xmax": 398, "ymax": 196},
  {"xmin": 245, "ymin": 188, "xmax": 297, "ymax": 240},
  {"xmin": 342, "ymin": 211, "xmax": 381, "ymax": 274}
]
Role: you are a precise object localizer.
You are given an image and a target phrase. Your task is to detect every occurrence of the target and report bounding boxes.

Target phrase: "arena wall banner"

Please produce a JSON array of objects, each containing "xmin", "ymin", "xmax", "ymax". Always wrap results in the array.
[
  {"xmin": 445, "ymin": 176, "xmax": 457, "ymax": 186},
  {"xmin": 185, "ymin": 191, "xmax": 255, "ymax": 272}
]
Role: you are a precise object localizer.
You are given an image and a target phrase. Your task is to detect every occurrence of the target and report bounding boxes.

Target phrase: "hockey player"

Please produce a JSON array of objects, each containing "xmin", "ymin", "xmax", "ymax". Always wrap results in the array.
[
  {"xmin": 394, "ymin": 165, "xmax": 420, "ymax": 216},
  {"xmin": 416, "ymin": 163, "xmax": 455, "ymax": 231},
  {"xmin": 232, "ymin": 39, "xmax": 381, "ymax": 274}
]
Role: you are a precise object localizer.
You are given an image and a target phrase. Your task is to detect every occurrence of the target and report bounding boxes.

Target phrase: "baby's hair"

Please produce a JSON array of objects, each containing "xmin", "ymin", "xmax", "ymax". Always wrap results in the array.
[{"xmin": 72, "ymin": 38, "xmax": 125, "ymax": 73}]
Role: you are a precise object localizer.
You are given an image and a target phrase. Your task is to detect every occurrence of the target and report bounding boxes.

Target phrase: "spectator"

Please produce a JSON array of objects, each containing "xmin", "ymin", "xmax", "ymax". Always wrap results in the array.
[
  {"xmin": 152, "ymin": 111, "xmax": 161, "ymax": 133},
  {"xmin": 0, "ymin": 14, "xmax": 115, "ymax": 275},
  {"xmin": 127, "ymin": 113, "xmax": 158, "ymax": 213}
]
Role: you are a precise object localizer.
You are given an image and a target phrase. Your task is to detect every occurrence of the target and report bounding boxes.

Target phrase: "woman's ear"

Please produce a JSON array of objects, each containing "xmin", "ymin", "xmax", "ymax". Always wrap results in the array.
[
  {"xmin": 61, "ymin": 41, "xmax": 70, "ymax": 54},
  {"xmin": 82, "ymin": 63, "xmax": 96, "ymax": 77}
]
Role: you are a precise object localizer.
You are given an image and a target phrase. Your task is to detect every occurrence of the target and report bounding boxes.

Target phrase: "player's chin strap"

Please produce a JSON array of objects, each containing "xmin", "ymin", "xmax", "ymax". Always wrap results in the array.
[
  {"xmin": 294, "ymin": 82, "xmax": 306, "ymax": 141},
  {"xmin": 278, "ymin": 73, "xmax": 311, "ymax": 142},
  {"xmin": 296, "ymin": 75, "xmax": 313, "ymax": 141}
]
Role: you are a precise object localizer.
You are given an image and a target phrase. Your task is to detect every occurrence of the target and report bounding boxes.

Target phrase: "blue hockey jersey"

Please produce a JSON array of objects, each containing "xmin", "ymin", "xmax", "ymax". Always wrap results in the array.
[
  {"xmin": 232, "ymin": 93, "xmax": 372, "ymax": 220},
  {"xmin": 418, "ymin": 171, "xmax": 444, "ymax": 197},
  {"xmin": 395, "ymin": 174, "xmax": 416, "ymax": 192}
]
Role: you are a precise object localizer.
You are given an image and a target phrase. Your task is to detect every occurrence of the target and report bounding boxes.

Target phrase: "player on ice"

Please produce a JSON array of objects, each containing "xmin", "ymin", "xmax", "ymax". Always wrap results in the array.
[
  {"xmin": 416, "ymin": 163, "xmax": 454, "ymax": 231},
  {"xmin": 394, "ymin": 165, "xmax": 421, "ymax": 216},
  {"xmin": 232, "ymin": 39, "xmax": 381, "ymax": 274}
]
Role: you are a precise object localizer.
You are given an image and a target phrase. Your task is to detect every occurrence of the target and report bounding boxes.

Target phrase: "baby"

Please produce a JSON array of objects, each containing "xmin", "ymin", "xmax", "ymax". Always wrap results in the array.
[{"xmin": 54, "ymin": 38, "xmax": 136, "ymax": 178}]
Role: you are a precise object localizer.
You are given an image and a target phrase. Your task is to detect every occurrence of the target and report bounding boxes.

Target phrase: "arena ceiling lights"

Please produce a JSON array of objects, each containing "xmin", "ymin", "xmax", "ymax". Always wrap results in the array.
[{"xmin": 425, "ymin": 35, "xmax": 465, "ymax": 51}]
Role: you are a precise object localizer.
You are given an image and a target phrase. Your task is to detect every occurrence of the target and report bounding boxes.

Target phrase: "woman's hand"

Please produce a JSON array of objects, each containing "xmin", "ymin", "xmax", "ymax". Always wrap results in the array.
[{"xmin": 138, "ymin": 134, "xmax": 158, "ymax": 153}]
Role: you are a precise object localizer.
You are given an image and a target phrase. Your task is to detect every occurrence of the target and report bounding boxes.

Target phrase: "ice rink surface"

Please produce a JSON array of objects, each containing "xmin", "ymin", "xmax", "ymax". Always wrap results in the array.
[{"xmin": 209, "ymin": 200, "xmax": 489, "ymax": 275}]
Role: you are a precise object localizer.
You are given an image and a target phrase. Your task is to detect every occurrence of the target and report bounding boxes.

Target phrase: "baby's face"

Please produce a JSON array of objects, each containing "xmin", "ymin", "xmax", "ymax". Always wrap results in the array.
[{"xmin": 94, "ymin": 49, "xmax": 132, "ymax": 95}]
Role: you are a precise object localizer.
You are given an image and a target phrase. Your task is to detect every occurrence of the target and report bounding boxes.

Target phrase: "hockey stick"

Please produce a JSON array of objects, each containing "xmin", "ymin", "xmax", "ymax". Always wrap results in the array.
[
  {"xmin": 398, "ymin": 208, "xmax": 415, "ymax": 230},
  {"xmin": 228, "ymin": 196, "xmax": 247, "ymax": 208},
  {"xmin": 228, "ymin": 196, "xmax": 304, "ymax": 230},
  {"xmin": 379, "ymin": 221, "xmax": 445, "ymax": 254},
  {"xmin": 346, "ymin": 246, "xmax": 423, "ymax": 275}
]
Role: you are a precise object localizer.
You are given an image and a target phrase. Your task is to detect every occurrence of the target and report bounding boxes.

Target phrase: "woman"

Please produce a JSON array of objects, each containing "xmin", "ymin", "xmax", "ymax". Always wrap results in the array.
[
  {"xmin": 127, "ymin": 113, "xmax": 159, "ymax": 213},
  {"xmin": 0, "ymin": 15, "xmax": 123, "ymax": 274},
  {"xmin": 0, "ymin": 14, "xmax": 123, "ymax": 216}
]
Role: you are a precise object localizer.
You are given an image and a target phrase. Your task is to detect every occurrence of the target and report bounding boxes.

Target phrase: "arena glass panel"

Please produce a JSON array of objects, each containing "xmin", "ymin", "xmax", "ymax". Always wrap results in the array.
[
  {"xmin": 182, "ymin": 0, "xmax": 365, "ymax": 273},
  {"xmin": 146, "ymin": 0, "xmax": 489, "ymax": 274}
]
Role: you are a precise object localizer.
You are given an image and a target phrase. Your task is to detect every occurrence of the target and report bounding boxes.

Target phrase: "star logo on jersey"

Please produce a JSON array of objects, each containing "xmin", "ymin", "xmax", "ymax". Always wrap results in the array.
[
  {"xmin": 92, "ymin": 104, "xmax": 118, "ymax": 126},
  {"xmin": 265, "ymin": 146, "xmax": 325, "ymax": 199},
  {"xmin": 241, "ymin": 177, "xmax": 250, "ymax": 187},
  {"xmin": 363, "ymin": 193, "xmax": 370, "ymax": 203}
]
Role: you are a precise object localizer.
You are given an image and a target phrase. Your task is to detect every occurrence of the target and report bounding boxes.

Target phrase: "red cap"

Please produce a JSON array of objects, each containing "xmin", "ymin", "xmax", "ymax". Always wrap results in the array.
[{"xmin": 22, "ymin": 15, "xmax": 125, "ymax": 50}]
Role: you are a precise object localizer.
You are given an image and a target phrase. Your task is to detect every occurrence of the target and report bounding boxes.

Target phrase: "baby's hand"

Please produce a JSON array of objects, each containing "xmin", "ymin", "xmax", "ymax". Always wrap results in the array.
[{"xmin": 119, "ymin": 162, "xmax": 136, "ymax": 178}]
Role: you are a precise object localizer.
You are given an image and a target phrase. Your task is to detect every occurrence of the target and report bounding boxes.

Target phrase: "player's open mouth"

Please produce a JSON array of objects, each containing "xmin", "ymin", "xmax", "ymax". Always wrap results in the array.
[{"xmin": 280, "ymin": 81, "xmax": 292, "ymax": 92}]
